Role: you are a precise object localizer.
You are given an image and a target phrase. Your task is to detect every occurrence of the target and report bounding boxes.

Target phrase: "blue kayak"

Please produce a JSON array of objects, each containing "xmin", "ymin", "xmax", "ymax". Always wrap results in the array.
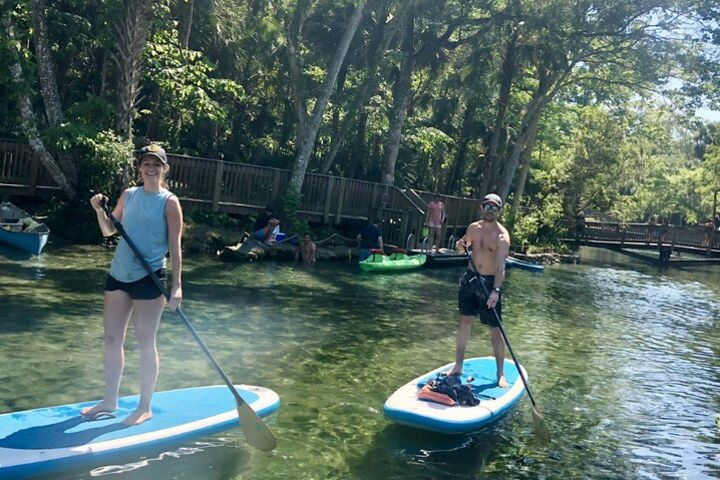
[
  {"xmin": 384, "ymin": 357, "xmax": 526, "ymax": 434},
  {"xmin": 0, "ymin": 202, "xmax": 49, "ymax": 255},
  {"xmin": 0, "ymin": 385, "xmax": 279, "ymax": 479}
]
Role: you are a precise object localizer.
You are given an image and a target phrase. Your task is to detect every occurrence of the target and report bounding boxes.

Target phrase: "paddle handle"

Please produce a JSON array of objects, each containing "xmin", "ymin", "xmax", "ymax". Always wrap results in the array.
[
  {"xmin": 463, "ymin": 248, "xmax": 539, "ymax": 408},
  {"xmin": 99, "ymin": 201, "xmax": 247, "ymax": 408}
]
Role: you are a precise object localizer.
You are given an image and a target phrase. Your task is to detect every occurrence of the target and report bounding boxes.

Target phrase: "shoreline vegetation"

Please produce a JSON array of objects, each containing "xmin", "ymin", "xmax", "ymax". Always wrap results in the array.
[{"xmin": 4, "ymin": 197, "xmax": 578, "ymax": 265}]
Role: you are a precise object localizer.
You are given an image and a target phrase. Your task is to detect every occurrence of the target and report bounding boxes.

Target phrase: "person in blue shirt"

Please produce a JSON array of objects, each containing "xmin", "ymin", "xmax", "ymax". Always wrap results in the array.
[
  {"xmin": 84, "ymin": 145, "xmax": 183, "ymax": 426},
  {"xmin": 357, "ymin": 218, "xmax": 384, "ymax": 261},
  {"xmin": 252, "ymin": 206, "xmax": 280, "ymax": 242}
]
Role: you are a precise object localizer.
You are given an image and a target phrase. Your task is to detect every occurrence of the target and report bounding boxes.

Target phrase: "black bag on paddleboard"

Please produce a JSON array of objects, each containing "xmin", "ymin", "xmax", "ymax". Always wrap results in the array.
[{"xmin": 426, "ymin": 373, "xmax": 480, "ymax": 407}]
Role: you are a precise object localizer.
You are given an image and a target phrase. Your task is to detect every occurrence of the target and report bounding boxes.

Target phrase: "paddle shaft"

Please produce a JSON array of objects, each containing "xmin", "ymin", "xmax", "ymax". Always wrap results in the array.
[
  {"xmin": 464, "ymin": 248, "xmax": 540, "ymax": 407},
  {"xmin": 99, "ymin": 202, "xmax": 247, "ymax": 408}
]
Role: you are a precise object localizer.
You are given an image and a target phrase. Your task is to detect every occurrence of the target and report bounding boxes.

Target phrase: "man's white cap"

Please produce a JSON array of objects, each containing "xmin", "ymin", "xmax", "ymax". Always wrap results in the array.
[{"xmin": 482, "ymin": 193, "xmax": 503, "ymax": 207}]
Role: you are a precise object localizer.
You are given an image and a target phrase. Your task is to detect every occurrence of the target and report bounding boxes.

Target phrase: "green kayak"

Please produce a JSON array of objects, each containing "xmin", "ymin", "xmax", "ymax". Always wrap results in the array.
[{"xmin": 359, "ymin": 252, "xmax": 427, "ymax": 272}]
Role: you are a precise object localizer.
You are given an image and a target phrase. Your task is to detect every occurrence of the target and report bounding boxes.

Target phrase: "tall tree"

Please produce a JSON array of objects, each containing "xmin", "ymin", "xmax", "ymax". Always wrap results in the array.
[
  {"xmin": 286, "ymin": 1, "xmax": 367, "ymax": 197},
  {"xmin": 2, "ymin": 14, "xmax": 76, "ymax": 197},
  {"xmin": 114, "ymin": 0, "xmax": 154, "ymax": 140}
]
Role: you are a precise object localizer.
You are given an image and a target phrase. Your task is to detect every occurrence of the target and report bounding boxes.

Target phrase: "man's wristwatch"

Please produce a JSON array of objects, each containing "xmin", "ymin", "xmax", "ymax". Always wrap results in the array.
[{"xmin": 493, "ymin": 287, "xmax": 502, "ymax": 294}]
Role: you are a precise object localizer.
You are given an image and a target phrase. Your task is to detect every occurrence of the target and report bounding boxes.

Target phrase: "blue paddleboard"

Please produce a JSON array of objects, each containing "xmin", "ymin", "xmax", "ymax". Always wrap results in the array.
[
  {"xmin": 0, "ymin": 385, "xmax": 280, "ymax": 479},
  {"xmin": 506, "ymin": 256, "xmax": 544, "ymax": 272},
  {"xmin": 384, "ymin": 357, "xmax": 526, "ymax": 434}
]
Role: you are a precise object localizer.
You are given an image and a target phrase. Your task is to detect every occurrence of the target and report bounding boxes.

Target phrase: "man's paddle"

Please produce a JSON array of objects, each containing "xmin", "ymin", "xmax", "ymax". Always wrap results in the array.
[
  {"xmin": 99, "ymin": 199, "xmax": 277, "ymax": 451},
  {"xmin": 463, "ymin": 247, "xmax": 550, "ymax": 442}
]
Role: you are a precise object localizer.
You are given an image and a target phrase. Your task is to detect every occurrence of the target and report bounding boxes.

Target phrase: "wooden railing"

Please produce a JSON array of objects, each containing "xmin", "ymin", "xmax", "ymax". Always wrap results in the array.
[
  {"xmin": 0, "ymin": 140, "xmax": 434, "ymax": 246},
  {"xmin": 0, "ymin": 139, "xmax": 61, "ymax": 195},
  {"xmin": 573, "ymin": 220, "xmax": 720, "ymax": 252}
]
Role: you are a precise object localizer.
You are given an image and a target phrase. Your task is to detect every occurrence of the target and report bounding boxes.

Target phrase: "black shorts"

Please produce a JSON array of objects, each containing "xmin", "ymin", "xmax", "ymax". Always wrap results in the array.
[
  {"xmin": 105, "ymin": 269, "xmax": 166, "ymax": 300},
  {"xmin": 458, "ymin": 270, "xmax": 501, "ymax": 327}
]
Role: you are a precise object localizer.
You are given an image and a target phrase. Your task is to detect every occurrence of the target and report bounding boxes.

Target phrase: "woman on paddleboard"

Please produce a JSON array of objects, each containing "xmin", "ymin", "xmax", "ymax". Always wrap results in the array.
[{"xmin": 85, "ymin": 144, "xmax": 183, "ymax": 425}]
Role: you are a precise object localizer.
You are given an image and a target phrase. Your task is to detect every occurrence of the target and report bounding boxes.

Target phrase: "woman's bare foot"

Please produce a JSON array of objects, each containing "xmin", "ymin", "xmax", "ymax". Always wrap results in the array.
[
  {"xmin": 123, "ymin": 408, "xmax": 153, "ymax": 426},
  {"xmin": 497, "ymin": 376, "xmax": 510, "ymax": 388},
  {"xmin": 81, "ymin": 400, "xmax": 117, "ymax": 419}
]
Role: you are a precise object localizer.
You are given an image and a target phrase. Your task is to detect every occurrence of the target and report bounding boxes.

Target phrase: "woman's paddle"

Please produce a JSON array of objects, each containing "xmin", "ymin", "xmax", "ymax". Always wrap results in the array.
[
  {"xmin": 99, "ymin": 200, "xmax": 277, "ymax": 451},
  {"xmin": 463, "ymin": 247, "xmax": 550, "ymax": 442}
]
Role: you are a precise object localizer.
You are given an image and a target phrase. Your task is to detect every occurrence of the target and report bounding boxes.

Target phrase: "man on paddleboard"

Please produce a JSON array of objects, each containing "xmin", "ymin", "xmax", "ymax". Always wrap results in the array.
[{"xmin": 449, "ymin": 193, "xmax": 510, "ymax": 388}]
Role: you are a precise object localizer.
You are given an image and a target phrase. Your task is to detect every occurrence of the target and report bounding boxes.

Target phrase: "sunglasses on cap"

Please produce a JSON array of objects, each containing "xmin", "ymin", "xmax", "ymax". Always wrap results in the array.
[{"xmin": 481, "ymin": 203, "xmax": 501, "ymax": 212}]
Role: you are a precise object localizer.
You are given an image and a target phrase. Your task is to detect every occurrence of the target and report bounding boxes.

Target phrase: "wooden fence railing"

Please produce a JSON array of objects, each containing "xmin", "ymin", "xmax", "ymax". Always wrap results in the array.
[
  {"xmin": 0, "ymin": 139, "xmax": 60, "ymax": 195},
  {"xmin": 0, "ymin": 140, "xmax": 438, "ymax": 246},
  {"xmin": 574, "ymin": 221, "xmax": 720, "ymax": 252}
]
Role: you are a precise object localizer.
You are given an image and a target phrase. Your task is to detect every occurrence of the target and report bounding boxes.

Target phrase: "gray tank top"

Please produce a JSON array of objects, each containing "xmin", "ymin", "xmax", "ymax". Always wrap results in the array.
[{"xmin": 110, "ymin": 186, "xmax": 174, "ymax": 282}]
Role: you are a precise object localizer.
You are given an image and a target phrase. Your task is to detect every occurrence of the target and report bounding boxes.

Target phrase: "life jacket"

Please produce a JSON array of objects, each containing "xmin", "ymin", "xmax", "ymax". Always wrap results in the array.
[{"xmin": 417, "ymin": 373, "xmax": 480, "ymax": 407}]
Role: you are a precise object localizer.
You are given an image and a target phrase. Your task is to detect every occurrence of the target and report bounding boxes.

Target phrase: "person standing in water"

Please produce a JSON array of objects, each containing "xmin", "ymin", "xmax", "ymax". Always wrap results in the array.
[
  {"xmin": 449, "ymin": 193, "xmax": 510, "ymax": 388},
  {"xmin": 84, "ymin": 144, "xmax": 183, "ymax": 425}
]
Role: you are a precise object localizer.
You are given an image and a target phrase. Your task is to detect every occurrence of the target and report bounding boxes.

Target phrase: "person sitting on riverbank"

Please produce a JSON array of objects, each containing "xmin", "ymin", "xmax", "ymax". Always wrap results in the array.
[
  {"xmin": 252, "ymin": 206, "xmax": 280, "ymax": 242},
  {"xmin": 358, "ymin": 218, "xmax": 384, "ymax": 261},
  {"xmin": 296, "ymin": 232, "xmax": 317, "ymax": 264}
]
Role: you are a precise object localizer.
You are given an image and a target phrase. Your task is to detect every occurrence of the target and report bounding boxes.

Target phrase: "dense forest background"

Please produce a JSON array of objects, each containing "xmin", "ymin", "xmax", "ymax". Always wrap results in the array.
[{"xmin": 1, "ymin": 0, "xmax": 719, "ymax": 245}]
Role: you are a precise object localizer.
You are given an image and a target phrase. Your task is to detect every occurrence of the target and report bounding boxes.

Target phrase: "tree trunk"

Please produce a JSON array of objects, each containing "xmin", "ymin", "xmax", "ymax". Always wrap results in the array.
[
  {"xmin": 287, "ymin": 2, "xmax": 367, "ymax": 196},
  {"xmin": 180, "ymin": 0, "xmax": 194, "ymax": 49},
  {"xmin": 347, "ymin": 109, "xmax": 369, "ymax": 178},
  {"xmin": 496, "ymin": 67, "xmax": 570, "ymax": 200},
  {"xmin": 381, "ymin": 13, "xmax": 415, "ymax": 186},
  {"xmin": 113, "ymin": 0, "xmax": 153, "ymax": 141},
  {"xmin": 29, "ymin": 0, "xmax": 64, "ymax": 128},
  {"xmin": 506, "ymin": 121, "xmax": 539, "ymax": 229},
  {"xmin": 320, "ymin": 0, "xmax": 413, "ymax": 174},
  {"xmin": 497, "ymin": 92, "xmax": 549, "ymax": 200},
  {"xmin": 445, "ymin": 98, "xmax": 478, "ymax": 194},
  {"xmin": 113, "ymin": 0, "xmax": 154, "ymax": 188},
  {"xmin": 4, "ymin": 14, "xmax": 75, "ymax": 198},
  {"xmin": 28, "ymin": 0, "xmax": 81, "ymax": 187},
  {"xmin": 284, "ymin": 5, "xmax": 311, "ymax": 147},
  {"xmin": 481, "ymin": 20, "xmax": 520, "ymax": 197},
  {"xmin": 8, "ymin": 65, "xmax": 76, "ymax": 198}
]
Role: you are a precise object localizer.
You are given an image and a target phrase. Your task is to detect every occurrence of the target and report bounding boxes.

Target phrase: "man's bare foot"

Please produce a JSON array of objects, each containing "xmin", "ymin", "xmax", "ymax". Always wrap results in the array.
[
  {"xmin": 446, "ymin": 364, "xmax": 462, "ymax": 376},
  {"xmin": 497, "ymin": 376, "xmax": 509, "ymax": 388},
  {"xmin": 81, "ymin": 400, "xmax": 117, "ymax": 419},
  {"xmin": 123, "ymin": 408, "xmax": 153, "ymax": 426}
]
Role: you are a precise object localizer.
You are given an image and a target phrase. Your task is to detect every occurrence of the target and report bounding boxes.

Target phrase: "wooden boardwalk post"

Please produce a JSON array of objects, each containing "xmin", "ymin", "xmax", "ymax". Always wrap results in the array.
[
  {"xmin": 212, "ymin": 161, "xmax": 224, "ymax": 212},
  {"xmin": 335, "ymin": 177, "xmax": 346, "ymax": 225},
  {"xmin": 27, "ymin": 151, "xmax": 40, "ymax": 196},
  {"xmin": 323, "ymin": 176, "xmax": 335, "ymax": 224}
]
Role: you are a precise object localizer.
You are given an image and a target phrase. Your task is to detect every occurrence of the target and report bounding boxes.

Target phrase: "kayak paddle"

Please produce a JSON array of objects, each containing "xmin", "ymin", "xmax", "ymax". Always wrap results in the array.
[
  {"xmin": 463, "ymin": 247, "xmax": 550, "ymax": 442},
  {"xmin": 99, "ymin": 199, "xmax": 277, "ymax": 451}
]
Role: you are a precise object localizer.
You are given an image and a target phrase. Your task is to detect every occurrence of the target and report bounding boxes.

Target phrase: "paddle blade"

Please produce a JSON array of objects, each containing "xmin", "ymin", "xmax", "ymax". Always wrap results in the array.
[
  {"xmin": 531, "ymin": 405, "xmax": 551, "ymax": 443},
  {"xmin": 237, "ymin": 402, "xmax": 277, "ymax": 451}
]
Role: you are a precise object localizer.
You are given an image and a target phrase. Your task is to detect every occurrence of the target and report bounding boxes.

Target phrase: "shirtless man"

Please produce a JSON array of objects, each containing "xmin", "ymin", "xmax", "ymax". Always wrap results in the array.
[
  {"xmin": 448, "ymin": 193, "xmax": 510, "ymax": 388},
  {"xmin": 426, "ymin": 194, "xmax": 446, "ymax": 253}
]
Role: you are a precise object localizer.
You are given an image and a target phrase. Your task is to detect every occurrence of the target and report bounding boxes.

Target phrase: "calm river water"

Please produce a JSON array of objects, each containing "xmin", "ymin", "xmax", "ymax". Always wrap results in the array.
[{"xmin": 0, "ymin": 244, "xmax": 719, "ymax": 479}]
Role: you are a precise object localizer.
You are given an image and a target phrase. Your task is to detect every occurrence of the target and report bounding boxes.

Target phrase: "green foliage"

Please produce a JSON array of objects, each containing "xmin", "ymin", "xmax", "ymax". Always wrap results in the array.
[
  {"xmin": 141, "ymin": 22, "xmax": 245, "ymax": 153},
  {"xmin": 186, "ymin": 209, "xmax": 243, "ymax": 229},
  {"xmin": 277, "ymin": 190, "xmax": 308, "ymax": 235},
  {"xmin": 43, "ymin": 128, "xmax": 132, "ymax": 197},
  {"xmin": 5, "ymin": 0, "xmax": 720, "ymax": 250},
  {"xmin": 41, "ymin": 130, "xmax": 132, "ymax": 242}
]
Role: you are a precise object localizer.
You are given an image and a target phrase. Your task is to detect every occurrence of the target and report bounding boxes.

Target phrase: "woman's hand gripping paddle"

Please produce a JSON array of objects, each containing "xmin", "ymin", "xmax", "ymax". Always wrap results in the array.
[
  {"xmin": 99, "ymin": 199, "xmax": 277, "ymax": 451},
  {"xmin": 463, "ymin": 247, "xmax": 550, "ymax": 442}
]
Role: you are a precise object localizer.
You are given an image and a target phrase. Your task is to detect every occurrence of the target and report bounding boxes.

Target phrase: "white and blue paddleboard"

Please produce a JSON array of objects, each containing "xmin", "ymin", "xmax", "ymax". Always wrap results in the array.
[
  {"xmin": 384, "ymin": 357, "xmax": 526, "ymax": 434},
  {"xmin": 0, "ymin": 385, "xmax": 279, "ymax": 479}
]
